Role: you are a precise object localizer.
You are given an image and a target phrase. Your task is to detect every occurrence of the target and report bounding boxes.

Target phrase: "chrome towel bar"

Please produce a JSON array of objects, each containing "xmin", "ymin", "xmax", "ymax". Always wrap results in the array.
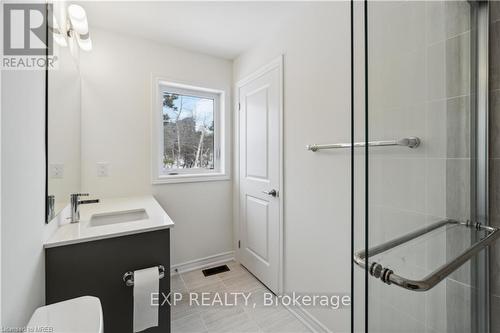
[
  {"xmin": 123, "ymin": 265, "xmax": 165, "ymax": 287},
  {"xmin": 306, "ymin": 136, "xmax": 421, "ymax": 152},
  {"xmin": 353, "ymin": 220, "xmax": 500, "ymax": 291}
]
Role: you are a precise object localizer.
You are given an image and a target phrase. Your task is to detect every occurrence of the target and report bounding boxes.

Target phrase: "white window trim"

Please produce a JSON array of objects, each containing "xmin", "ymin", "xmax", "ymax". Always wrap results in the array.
[{"xmin": 151, "ymin": 77, "xmax": 229, "ymax": 184}]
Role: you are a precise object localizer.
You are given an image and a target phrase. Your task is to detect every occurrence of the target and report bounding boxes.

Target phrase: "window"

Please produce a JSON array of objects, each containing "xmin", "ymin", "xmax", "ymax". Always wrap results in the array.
[{"xmin": 152, "ymin": 80, "xmax": 228, "ymax": 183}]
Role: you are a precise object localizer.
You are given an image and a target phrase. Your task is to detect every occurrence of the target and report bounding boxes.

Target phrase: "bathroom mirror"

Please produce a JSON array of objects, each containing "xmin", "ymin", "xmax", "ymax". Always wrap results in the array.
[{"xmin": 46, "ymin": 2, "xmax": 82, "ymax": 223}]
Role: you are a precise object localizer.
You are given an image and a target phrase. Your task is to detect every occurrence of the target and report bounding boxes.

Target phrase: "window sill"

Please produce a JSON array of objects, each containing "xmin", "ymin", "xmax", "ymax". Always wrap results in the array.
[{"xmin": 152, "ymin": 173, "xmax": 230, "ymax": 184}]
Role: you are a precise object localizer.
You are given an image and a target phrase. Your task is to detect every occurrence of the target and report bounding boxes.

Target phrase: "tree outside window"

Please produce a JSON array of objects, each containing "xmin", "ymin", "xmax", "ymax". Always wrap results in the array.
[{"xmin": 162, "ymin": 92, "xmax": 215, "ymax": 171}]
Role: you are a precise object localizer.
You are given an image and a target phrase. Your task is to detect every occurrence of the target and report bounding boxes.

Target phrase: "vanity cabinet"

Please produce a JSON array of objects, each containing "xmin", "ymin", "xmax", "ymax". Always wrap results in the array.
[{"xmin": 45, "ymin": 229, "xmax": 170, "ymax": 333}]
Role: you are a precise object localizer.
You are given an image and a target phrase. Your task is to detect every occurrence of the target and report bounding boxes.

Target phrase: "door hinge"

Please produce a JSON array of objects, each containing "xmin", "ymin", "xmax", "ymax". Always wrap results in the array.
[
  {"xmin": 238, "ymin": 240, "xmax": 241, "ymax": 248},
  {"xmin": 238, "ymin": 102, "xmax": 241, "ymax": 111}
]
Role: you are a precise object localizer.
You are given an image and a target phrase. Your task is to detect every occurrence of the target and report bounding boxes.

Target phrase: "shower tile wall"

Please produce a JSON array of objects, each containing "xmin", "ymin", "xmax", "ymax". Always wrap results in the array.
[
  {"xmin": 489, "ymin": 1, "xmax": 500, "ymax": 332},
  {"xmin": 366, "ymin": 1, "xmax": 471, "ymax": 332},
  {"xmin": 443, "ymin": 0, "xmax": 473, "ymax": 326}
]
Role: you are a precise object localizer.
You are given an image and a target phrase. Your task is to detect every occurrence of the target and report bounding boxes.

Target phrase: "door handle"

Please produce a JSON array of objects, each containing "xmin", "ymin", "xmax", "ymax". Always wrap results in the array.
[{"xmin": 262, "ymin": 189, "xmax": 279, "ymax": 197}]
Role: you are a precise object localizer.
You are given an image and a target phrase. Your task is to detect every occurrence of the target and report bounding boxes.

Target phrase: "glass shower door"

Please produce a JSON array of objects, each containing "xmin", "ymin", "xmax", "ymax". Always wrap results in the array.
[{"xmin": 353, "ymin": 1, "xmax": 490, "ymax": 332}]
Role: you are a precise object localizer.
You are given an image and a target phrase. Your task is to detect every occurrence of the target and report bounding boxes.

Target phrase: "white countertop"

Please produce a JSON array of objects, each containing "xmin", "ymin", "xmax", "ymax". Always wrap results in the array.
[{"xmin": 44, "ymin": 196, "xmax": 174, "ymax": 248}]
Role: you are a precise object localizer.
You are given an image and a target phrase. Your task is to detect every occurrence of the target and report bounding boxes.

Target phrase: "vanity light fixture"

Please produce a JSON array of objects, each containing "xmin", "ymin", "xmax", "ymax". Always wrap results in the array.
[
  {"xmin": 51, "ymin": 4, "xmax": 92, "ymax": 52},
  {"xmin": 67, "ymin": 4, "xmax": 88, "ymax": 35},
  {"xmin": 67, "ymin": 4, "xmax": 92, "ymax": 51}
]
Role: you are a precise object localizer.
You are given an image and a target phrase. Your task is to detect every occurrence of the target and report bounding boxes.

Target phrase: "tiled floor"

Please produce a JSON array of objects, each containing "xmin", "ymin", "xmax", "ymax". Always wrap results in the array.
[{"xmin": 171, "ymin": 261, "xmax": 311, "ymax": 333}]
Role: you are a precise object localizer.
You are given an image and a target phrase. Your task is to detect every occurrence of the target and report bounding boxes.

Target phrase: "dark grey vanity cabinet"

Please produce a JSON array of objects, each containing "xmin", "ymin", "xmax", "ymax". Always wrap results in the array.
[{"xmin": 45, "ymin": 229, "xmax": 170, "ymax": 333}]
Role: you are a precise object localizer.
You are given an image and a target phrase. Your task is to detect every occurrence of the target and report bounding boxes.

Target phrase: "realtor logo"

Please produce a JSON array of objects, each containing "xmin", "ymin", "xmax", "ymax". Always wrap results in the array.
[
  {"xmin": 4, "ymin": 3, "xmax": 52, "ymax": 55},
  {"xmin": 2, "ymin": 3, "xmax": 56, "ymax": 69}
]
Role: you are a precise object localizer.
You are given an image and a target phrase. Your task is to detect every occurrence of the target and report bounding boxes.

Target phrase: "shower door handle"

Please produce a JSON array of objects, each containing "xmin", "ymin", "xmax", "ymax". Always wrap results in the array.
[{"xmin": 262, "ymin": 189, "xmax": 279, "ymax": 197}]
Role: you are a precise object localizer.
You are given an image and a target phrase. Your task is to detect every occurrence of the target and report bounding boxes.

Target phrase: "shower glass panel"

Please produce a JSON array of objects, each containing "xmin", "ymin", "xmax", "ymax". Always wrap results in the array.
[{"xmin": 353, "ymin": 1, "xmax": 488, "ymax": 332}]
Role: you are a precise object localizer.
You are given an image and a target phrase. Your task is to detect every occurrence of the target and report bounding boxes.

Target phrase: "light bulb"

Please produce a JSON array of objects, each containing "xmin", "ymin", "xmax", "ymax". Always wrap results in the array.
[
  {"xmin": 68, "ymin": 4, "xmax": 88, "ymax": 35},
  {"xmin": 54, "ymin": 34, "xmax": 68, "ymax": 47},
  {"xmin": 77, "ymin": 33, "xmax": 92, "ymax": 52}
]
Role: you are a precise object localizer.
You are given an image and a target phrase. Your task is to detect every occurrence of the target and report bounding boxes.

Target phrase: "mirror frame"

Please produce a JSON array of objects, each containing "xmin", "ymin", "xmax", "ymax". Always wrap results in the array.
[{"xmin": 45, "ymin": 2, "xmax": 49, "ymax": 223}]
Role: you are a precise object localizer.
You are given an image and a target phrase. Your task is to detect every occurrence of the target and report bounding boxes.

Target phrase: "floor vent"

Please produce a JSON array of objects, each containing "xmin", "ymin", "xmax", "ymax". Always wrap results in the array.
[{"xmin": 202, "ymin": 265, "xmax": 230, "ymax": 277}]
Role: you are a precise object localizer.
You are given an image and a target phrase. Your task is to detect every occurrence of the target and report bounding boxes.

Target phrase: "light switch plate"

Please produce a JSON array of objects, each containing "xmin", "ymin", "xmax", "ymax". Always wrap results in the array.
[
  {"xmin": 50, "ymin": 164, "xmax": 64, "ymax": 179},
  {"xmin": 97, "ymin": 162, "xmax": 110, "ymax": 177}
]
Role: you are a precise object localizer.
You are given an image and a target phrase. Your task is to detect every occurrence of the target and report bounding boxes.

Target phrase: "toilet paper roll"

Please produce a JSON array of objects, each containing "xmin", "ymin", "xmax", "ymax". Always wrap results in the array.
[{"xmin": 133, "ymin": 267, "xmax": 159, "ymax": 332}]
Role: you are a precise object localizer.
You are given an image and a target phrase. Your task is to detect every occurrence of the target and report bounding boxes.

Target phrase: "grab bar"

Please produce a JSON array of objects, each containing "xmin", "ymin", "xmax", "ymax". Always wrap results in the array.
[
  {"xmin": 123, "ymin": 265, "xmax": 165, "ymax": 287},
  {"xmin": 353, "ymin": 220, "xmax": 500, "ymax": 291},
  {"xmin": 306, "ymin": 136, "xmax": 420, "ymax": 152}
]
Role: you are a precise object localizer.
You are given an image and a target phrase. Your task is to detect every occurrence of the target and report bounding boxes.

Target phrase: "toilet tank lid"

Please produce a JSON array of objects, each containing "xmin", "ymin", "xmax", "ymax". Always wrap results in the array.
[{"xmin": 27, "ymin": 296, "xmax": 103, "ymax": 333}]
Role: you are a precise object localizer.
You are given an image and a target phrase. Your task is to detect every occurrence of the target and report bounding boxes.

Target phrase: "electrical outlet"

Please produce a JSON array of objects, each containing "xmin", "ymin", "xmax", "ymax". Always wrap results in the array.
[
  {"xmin": 97, "ymin": 162, "xmax": 110, "ymax": 177},
  {"xmin": 50, "ymin": 164, "xmax": 64, "ymax": 179}
]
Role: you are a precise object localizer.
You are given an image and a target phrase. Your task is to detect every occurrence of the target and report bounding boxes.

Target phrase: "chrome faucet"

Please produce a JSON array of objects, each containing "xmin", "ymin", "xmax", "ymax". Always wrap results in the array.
[{"xmin": 69, "ymin": 193, "xmax": 100, "ymax": 223}]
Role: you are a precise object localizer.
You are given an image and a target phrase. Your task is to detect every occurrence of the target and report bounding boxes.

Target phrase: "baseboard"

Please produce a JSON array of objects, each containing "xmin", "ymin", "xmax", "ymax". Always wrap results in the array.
[
  {"xmin": 170, "ymin": 251, "xmax": 235, "ymax": 274},
  {"xmin": 285, "ymin": 304, "xmax": 332, "ymax": 333}
]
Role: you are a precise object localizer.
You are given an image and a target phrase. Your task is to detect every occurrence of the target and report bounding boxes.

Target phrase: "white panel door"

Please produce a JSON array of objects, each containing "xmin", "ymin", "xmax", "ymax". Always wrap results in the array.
[{"xmin": 238, "ymin": 62, "xmax": 281, "ymax": 294}]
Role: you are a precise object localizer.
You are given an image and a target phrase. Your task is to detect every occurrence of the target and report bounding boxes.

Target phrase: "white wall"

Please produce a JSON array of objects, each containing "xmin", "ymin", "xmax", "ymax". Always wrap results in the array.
[
  {"xmin": 1, "ymin": 69, "xmax": 59, "ymax": 326},
  {"xmin": 79, "ymin": 28, "xmax": 234, "ymax": 265},
  {"xmin": 234, "ymin": 3, "xmax": 351, "ymax": 331}
]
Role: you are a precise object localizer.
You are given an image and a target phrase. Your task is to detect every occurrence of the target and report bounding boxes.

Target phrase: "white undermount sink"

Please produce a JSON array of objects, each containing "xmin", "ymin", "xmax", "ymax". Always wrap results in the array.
[{"xmin": 89, "ymin": 209, "xmax": 148, "ymax": 227}]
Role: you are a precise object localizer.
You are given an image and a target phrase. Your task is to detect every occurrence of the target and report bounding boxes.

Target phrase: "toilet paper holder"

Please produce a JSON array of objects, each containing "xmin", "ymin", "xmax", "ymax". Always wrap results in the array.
[{"xmin": 123, "ymin": 265, "xmax": 165, "ymax": 287}]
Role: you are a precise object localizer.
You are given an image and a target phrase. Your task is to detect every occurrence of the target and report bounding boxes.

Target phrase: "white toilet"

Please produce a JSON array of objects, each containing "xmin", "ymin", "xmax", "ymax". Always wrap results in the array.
[{"xmin": 27, "ymin": 296, "xmax": 103, "ymax": 333}]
